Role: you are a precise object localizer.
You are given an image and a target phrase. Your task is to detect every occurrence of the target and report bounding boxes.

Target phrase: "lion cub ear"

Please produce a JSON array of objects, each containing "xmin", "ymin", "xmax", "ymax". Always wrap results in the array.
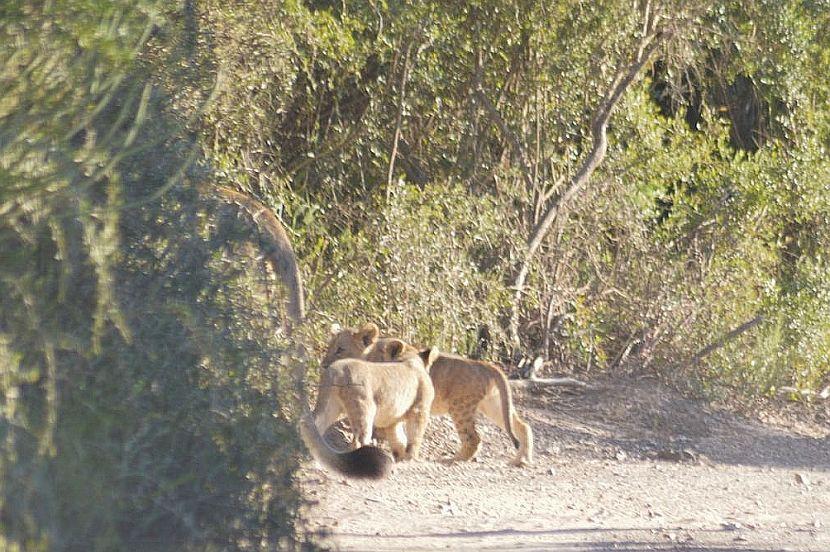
[
  {"xmin": 357, "ymin": 322, "xmax": 380, "ymax": 346},
  {"xmin": 386, "ymin": 339, "xmax": 405, "ymax": 360},
  {"xmin": 418, "ymin": 347, "xmax": 440, "ymax": 368}
]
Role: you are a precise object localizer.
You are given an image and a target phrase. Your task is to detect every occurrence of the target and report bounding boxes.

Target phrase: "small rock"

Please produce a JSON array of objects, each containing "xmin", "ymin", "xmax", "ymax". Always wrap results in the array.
[
  {"xmin": 439, "ymin": 499, "xmax": 458, "ymax": 516},
  {"xmin": 721, "ymin": 521, "xmax": 742, "ymax": 531},
  {"xmin": 441, "ymin": 504, "xmax": 455, "ymax": 516},
  {"xmin": 615, "ymin": 450, "xmax": 628, "ymax": 461},
  {"xmin": 795, "ymin": 473, "xmax": 810, "ymax": 487},
  {"xmin": 548, "ymin": 467, "xmax": 557, "ymax": 476},
  {"xmin": 587, "ymin": 509, "xmax": 605, "ymax": 523},
  {"xmin": 665, "ymin": 532, "xmax": 677, "ymax": 542}
]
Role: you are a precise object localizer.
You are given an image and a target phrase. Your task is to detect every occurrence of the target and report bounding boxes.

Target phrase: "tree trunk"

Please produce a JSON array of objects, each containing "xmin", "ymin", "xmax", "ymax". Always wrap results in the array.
[
  {"xmin": 214, "ymin": 187, "xmax": 305, "ymax": 325},
  {"xmin": 508, "ymin": 31, "xmax": 664, "ymax": 347}
]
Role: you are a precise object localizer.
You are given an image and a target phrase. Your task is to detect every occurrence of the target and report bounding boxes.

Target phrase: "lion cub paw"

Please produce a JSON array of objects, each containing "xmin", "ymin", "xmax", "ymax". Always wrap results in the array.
[
  {"xmin": 392, "ymin": 451, "xmax": 409, "ymax": 462},
  {"xmin": 394, "ymin": 449, "xmax": 421, "ymax": 462},
  {"xmin": 509, "ymin": 456, "xmax": 531, "ymax": 468}
]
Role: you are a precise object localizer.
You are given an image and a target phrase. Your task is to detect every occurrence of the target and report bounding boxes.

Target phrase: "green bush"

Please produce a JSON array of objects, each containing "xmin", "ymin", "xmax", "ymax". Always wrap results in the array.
[
  {"xmin": 188, "ymin": 0, "xmax": 830, "ymax": 402},
  {"xmin": 312, "ymin": 182, "xmax": 515, "ymax": 354},
  {"xmin": 1, "ymin": 3, "xmax": 309, "ymax": 549}
]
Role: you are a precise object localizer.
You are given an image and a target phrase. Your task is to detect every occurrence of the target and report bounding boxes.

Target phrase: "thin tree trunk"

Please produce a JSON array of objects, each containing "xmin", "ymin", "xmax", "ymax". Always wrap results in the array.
[
  {"xmin": 214, "ymin": 186, "xmax": 305, "ymax": 326},
  {"xmin": 688, "ymin": 314, "xmax": 765, "ymax": 366},
  {"xmin": 387, "ymin": 42, "xmax": 413, "ymax": 200},
  {"xmin": 508, "ymin": 30, "xmax": 664, "ymax": 346}
]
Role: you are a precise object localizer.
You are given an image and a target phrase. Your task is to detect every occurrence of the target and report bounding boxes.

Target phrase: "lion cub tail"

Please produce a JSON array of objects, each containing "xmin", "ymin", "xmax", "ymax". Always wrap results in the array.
[
  {"xmin": 299, "ymin": 414, "xmax": 393, "ymax": 480},
  {"xmin": 490, "ymin": 365, "xmax": 521, "ymax": 450}
]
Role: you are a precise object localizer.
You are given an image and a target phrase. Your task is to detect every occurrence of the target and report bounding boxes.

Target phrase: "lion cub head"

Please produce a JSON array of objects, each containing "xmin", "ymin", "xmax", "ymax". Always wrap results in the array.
[
  {"xmin": 323, "ymin": 322, "xmax": 436, "ymax": 369},
  {"xmin": 321, "ymin": 322, "xmax": 380, "ymax": 368},
  {"xmin": 364, "ymin": 337, "xmax": 411, "ymax": 363},
  {"xmin": 371, "ymin": 338, "xmax": 439, "ymax": 370}
]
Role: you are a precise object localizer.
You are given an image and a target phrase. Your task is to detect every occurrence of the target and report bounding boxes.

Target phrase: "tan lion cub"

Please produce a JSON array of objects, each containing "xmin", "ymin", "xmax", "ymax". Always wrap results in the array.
[
  {"xmin": 326, "ymin": 323, "xmax": 533, "ymax": 466},
  {"xmin": 313, "ymin": 332, "xmax": 438, "ymax": 463}
]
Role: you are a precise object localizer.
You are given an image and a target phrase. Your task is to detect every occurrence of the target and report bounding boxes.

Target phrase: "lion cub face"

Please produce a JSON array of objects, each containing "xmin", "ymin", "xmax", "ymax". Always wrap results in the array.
[
  {"xmin": 321, "ymin": 322, "xmax": 380, "ymax": 368},
  {"xmin": 322, "ymin": 323, "xmax": 435, "ymax": 368}
]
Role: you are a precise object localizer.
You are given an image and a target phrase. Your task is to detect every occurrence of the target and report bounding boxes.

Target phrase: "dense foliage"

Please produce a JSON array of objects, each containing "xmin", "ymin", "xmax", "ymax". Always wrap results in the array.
[
  {"xmin": 2, "ymin": 0, "xmax": 829, "ymax": 548},
  {"xmin": 2, "ymin": 2, "xmax": 307, "ymax": 549},
  {"xmin": 197, "ymin": 0, "xmax": 830, "ymax": 398}
]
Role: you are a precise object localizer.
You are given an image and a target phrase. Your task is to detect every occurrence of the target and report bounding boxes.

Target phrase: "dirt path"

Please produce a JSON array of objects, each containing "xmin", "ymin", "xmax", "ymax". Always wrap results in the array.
[{"xmin": 301, "ymin": 377, "xmax": 830, "ymax": 551}]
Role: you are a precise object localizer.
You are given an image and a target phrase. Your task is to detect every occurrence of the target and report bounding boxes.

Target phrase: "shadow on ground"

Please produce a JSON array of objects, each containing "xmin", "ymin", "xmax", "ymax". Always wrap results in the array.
[
  {"xmin": 349, "ymin": 526, "xmax": 790, "ymax": 552},
  {"xmin": 517, "ymin": 376, "xmax": 829, "ymax": 471}
]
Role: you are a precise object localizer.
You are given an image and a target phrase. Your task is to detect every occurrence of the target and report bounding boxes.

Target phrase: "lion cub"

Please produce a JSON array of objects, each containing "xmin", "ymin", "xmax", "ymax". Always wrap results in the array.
[
  {"xmin": 313, "ymin": 331, "xmax": 438, "ymax": 463},
  {"xmin": 326, "ymin": 323, "xmax": 533, "ymax": 466}
]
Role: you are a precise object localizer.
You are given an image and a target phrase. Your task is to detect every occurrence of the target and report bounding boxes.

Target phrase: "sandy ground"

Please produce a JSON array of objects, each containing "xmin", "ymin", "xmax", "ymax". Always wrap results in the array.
[{"xmin": 300, "ymin": 376, "xmax": 830, "ymax": 551}]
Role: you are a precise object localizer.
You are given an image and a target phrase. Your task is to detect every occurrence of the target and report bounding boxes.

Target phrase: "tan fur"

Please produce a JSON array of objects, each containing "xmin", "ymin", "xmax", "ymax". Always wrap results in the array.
[
  {"xmin": 360, "ymin": 333, "xmax": 533, "ymax": 467},
  {"xmin": 313, "ymin": 334, "xmax": 437, "ymax": 462},
  {"xmin": 321, "ymin": 323, "xmax": 380, "ymax": 368}
]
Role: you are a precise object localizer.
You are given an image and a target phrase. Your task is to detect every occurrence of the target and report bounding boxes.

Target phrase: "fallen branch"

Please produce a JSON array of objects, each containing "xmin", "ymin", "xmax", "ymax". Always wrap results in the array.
[
  {"xmin": 510, "ymin": 376, "xmax": 594, "ymax": 390},
  {"xmin": 688, "ymin": 314, "xmax": 764, "ymax": 366},
  {"xmin": 509, "ymin": 356, "xmax": 595, "ymax": 389}
]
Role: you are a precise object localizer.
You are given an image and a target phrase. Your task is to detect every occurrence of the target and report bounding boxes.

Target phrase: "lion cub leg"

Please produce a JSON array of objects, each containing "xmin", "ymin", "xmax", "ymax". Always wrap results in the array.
[
  {"xmin": 448, "ymin": 399, "xmax": 482, "ymax": 461},
  {"xmin": 398, "ymin": 376, "xmax": 434, "ymax": 461},
  {"xmin": 478, "ymin": 394, "xmax": 534, "ymax": 466},
  {"xmin": 379, "ymin": 424, "xmax": 408, "ymax": 461},
  {"xmin": 343, "ymin": 395, "xmax": 376, "ymax": 448},
  {"xmin": 401, "ymin": 406, "xmax": 430, "ymax": 461}
]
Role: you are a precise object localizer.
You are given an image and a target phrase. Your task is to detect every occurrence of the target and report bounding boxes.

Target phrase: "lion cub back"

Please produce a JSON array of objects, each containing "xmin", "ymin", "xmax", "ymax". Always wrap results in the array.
[
  {"xmin": 326, "ymin": 356, "xmax": 425, "ymax": 427},
  {"xmin": 423, "ymin": 353, "xmax": 494, "ymax": 413}
]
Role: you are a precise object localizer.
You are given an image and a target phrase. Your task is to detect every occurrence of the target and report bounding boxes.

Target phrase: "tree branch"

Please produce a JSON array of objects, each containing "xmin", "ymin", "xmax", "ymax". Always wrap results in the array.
[
  {"xmin": 213, "ymin": 187, "xmax": 305, "ymax": 326},
  {"xmin": 474, "ymin": 72, "xmax": 535, "ymax": 192},
  {"xmin": 508, "ymin": 30, "xmax": 664, "ymax": 346},
  {"xmin": 387, "ymin": 41, "xmax": 414, "ymax": 199},
  {"xmin": 688, "ymin": 314, "xmax": 765, "ymax": 365}
]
